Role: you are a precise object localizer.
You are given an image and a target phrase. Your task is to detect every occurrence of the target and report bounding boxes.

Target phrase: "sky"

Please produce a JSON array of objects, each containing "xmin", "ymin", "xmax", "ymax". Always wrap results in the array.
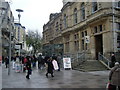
[{"xmin": 5, "ymin": 0, "xmax": 63, "ymax": 35}]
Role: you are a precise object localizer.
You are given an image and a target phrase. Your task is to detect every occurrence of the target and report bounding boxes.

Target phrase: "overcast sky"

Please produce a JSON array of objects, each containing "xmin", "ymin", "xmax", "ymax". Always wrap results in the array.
[{"xmin": 5, "ymin": 0, "xmax": 63, "ymax": 35}]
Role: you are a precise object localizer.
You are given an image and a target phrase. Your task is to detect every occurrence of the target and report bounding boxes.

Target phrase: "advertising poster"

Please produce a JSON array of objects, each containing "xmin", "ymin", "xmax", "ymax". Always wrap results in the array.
[{"xmin": 63, "ymin": 58, "xmax": 72, "ymax": 69}]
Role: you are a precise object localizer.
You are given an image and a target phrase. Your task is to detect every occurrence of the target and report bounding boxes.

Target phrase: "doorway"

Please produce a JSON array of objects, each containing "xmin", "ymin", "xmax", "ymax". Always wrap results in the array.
[{"xmin": 95, "ymin": 34, "xmax": 103, "ymax": 60}]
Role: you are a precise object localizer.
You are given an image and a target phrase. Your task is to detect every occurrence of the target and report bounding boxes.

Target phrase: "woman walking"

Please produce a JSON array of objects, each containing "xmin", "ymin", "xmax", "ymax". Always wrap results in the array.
[
  {"xmin": 45, "ymin": 57, "xmax": 54, "ymax": 78},
  {"xmin": 26, "ymin": 56, "xmax": 32, "ymax": 79}
]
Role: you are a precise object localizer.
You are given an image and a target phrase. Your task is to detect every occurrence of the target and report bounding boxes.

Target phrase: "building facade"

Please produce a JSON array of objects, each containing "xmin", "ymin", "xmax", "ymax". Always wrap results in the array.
[
  {"xmin": 0, "ymin": 1, "xmax": 27, "ymax": 57},
  {"xmin": 14, "ymin": 23, "xmax": 27, "ymax": 55},
  {"xmin": 43, "ymin": 1, "xmax": 120, "ymax": 59}
]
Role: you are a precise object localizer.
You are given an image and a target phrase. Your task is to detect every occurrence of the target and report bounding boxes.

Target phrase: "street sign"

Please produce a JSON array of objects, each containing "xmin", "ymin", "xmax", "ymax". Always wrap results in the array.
[
  {"xmin": 85, "ymin": 36, "xmax": 90, "ymax": 43},
  {"xmin": 63, "ymin": 58, "xmax": 72, "ymax": 69}
]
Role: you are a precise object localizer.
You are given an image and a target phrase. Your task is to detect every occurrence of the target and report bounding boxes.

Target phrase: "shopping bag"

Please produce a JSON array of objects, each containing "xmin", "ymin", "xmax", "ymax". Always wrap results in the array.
[
  {"xmin": 52, "ymin": 60, "xmax": 59, "ymax": 70},
  {"xmin": 106, "ymin": 82, "xmax": 113, "ymax": 90}
]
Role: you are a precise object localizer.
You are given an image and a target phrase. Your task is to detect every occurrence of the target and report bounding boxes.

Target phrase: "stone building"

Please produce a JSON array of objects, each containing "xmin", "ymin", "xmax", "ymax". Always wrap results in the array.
[
  {"xmin": 1, "ymin": 1, "xmax": 15, "ymax": 56},
  {"xmin": 43, "ymin": 1, "xmax": 120, "ymax": 59}
]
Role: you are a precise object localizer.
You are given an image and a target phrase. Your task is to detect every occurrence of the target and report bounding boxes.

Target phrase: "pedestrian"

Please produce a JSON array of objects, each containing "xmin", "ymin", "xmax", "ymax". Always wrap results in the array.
[
  {"xmin": 45, "ymin": 57, "xmax": 54, "ymax": 78},
  {"xmin": 38, "ymin": 54, "xmax": 44, "ymax": 70},
  {"xmin": 5, "ymin": 57, "xmax": 9, "ymax": 68},
  {"xmin": 26, "ymin": 56, "xmax": 32, "ymax": 79},
  {"xmin": 110, "ymin": 53, "xmax": 116, "ymax": 68},
  {"xmin": 57, "ymin": 54, "xmax": 61, "ymax": 71},
  {"xmin": 109, "ymin": 62, "xmax": 120, "ymax": 90}
]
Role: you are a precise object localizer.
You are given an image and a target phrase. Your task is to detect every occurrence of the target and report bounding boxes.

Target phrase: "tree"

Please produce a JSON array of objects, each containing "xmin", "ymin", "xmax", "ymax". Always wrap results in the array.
[{"xmin": 26, "ymin": 30, "xmax": 43, "ymax": 54}]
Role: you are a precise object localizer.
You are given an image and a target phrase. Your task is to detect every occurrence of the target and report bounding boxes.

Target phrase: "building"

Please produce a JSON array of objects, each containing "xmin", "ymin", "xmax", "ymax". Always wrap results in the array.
[
  {"xmin": 43, "ymin": 1, "xmax": 120, "ymax": 59},
  {"xmin": 14, "ymin": 23, "xmax": 27, "ymax": 55},
  {"xmin": 1, "ymin": 1, "xmax": 15, "ymax": 56}
]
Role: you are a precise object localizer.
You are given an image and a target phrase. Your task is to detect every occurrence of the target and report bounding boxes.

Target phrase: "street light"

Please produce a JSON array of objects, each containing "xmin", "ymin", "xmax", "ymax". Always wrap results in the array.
[{"xmin": 16, "ymin": 9, "xmax": 23, "ymax": 24}]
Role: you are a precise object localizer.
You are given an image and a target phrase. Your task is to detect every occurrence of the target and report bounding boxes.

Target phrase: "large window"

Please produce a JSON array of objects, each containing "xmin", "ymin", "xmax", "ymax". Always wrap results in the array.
[
  {"xmin": 92, "ymin": 2, "xmax": 98, "ymax": 12},
  {"xmin": 74, "ymin": 8, "xmax": 78, "ymax": 24},
  {"xmin": 64, "ymin": 14, "xmax": 67, "ymax": 28},
  {"xmin": 81, "ymin": 3, "xmax": 85, "ymax": 20}
]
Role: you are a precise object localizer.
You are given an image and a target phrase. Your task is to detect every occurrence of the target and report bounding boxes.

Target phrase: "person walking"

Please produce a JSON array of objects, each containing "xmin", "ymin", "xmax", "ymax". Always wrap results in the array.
[
  {"xmin": 45, "ymin": 57, "xmax": 54, "ymax": 78},
  {"xmin": 110, "ymin": 53, "xmax": 116, "ymax": 68},
  {"xmin": 26, "ymin": 56, "xmax": 32, "ymax": 79},
  {"xmin": 109, "ymin": 62, "xmax": 120, "ymax": 90},
  {"xmin": 38, "ymin": 54, "xmax": 44, "ymax": 70}
]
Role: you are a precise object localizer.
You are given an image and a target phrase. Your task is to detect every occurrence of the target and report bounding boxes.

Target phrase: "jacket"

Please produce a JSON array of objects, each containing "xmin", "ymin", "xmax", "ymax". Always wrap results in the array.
[{"xmin": 109, "ymin": 65, "xmax": 120, "ymax": 86}]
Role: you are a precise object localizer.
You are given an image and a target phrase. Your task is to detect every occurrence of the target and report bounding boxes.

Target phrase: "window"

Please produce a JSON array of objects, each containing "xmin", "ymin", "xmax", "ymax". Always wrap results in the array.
[
  {"xmin": 81, "ymin": 32, "xmax": 84, "ymax": 37},
  {"xmin": 118, "ymin": 23, "xmax": 120, "ymax": 30},
  {"xmin": 85, "ymin": 31, "xmax": 87, "ymax": 36},
  {"xmin": 82, "ymin": 40, "xmax": 84, "ymax": 50},
  {"xmin": 92, "ymin": 2, "xmax": 98, "ymax": 12},
  {"xmin": 99, "ymin": 25, "xmax": 102, "ymax": 32},
  {"xmin": 60, "ymin": 19, "xmax": 62, "ymax": 31},
  {"xmin": 56, "ymin": 22, "xmax": 59, "ymax": 31},
  {"xmin": 94, "ymin": 26, "xmax": 97, "ymax": 33},
  {"xmin": 64, "ymin": 14, "xmax": 67, "ymax": 28},
  {"xmin": 74, "ymin": 8, "xmax": 78, "ymax": 24},
  {"xmin": 81, "ymin": 3, "xmax": 85, "ymax": 20},
  {"xmin": 117, "ymin": 33, "xmax": 120, "ymax": 49}
]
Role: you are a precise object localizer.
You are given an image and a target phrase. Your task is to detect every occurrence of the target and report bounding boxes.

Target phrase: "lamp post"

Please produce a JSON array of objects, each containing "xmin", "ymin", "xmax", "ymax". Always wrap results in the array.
[{"xmin": 16, "ymin": 9, "xmax": 23, "ymax": 56}]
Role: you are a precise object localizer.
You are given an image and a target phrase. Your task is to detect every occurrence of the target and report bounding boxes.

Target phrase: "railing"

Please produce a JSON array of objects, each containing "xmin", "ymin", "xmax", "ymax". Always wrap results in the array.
[
  {"xmin": 98, "ymin": 52, "xmax": 111, "ymax": 69},
  {"xmin": 63, "ymin": 52, "xmax": 87, "ymax": 68}
]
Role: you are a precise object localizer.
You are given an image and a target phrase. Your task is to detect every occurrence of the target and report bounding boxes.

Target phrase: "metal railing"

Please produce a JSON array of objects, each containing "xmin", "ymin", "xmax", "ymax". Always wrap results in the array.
[
  {"xmin": 63, "ymin": 52, "xmax": 87, "ymax": 67},
  {"xmin": 98, "ymin": 52, "xmax": 111, "ymax": 69}
]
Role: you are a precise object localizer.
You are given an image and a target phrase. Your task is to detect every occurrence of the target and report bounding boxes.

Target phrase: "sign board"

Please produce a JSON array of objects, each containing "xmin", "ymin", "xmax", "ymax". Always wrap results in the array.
[
  {"xmin": 63, "ymin": 58, "xmax": 72, "ymax": 69},
  {"xmin": 85, "ymin": 36, "xmax": 90, "ymax": 43},
  {"xmin": 15, "ymin": 45, "xmax": 21, "ymax": 50}
]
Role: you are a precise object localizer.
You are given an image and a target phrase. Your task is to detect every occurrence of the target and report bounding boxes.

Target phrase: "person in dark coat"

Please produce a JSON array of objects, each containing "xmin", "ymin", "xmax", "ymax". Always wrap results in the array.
[
  {"xmin": 5, "ymin": 57, "xmax": 9, "ymax": 68},
  {"xmin": 26, "ymin": 56, "xmax": 32, "ymax": 79},
  {"xmin": 38, "ymin": 54, "xmax": 44, "ymax": 70},
  {"xmin": 110, "ymin": 54, "xmax": 116, "ymax": 68},
  {"xmin": 109, "ymin": 62, "xmax": 120, "ymax": 90},
  {"xmin": 45, "ymin": 57, "xmax": 54, "ymax": 78}
]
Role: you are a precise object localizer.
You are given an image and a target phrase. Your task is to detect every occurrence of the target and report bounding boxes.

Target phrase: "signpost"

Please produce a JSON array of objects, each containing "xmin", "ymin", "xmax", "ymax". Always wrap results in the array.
[{"xmin": 63, "ymin": 58, "xmax": 72, "ymax": 69}]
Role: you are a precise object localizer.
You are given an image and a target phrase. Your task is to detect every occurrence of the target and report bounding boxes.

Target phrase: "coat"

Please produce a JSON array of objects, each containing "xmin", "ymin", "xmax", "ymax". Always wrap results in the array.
[
  {"xmin": 109, "ymin": 65, "xmax": 120, "ymax": 86},
  {"xmin": 46, "ymin": 60, "xmax": 54, "ymax": 74}
]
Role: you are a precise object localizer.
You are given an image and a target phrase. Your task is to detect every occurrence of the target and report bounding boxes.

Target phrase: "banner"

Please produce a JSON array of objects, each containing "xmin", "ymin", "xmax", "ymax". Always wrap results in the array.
[{"xmin": 63, "ymin": 58, "xmax": 72, "ymax": 69}]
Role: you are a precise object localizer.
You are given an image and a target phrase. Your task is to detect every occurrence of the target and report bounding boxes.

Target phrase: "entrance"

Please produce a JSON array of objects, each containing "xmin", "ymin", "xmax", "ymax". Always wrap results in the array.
[{"xmin": 95, "ymin": 34, "xmax": 103, "ymax": 60}]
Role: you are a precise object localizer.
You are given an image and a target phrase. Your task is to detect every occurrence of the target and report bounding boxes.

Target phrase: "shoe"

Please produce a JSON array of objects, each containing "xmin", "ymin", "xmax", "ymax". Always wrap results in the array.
[
  {"xmin": 46, "ymin": 74, "xmax": 48, "ymax": 78},
  {"xmin": 51, "ymin": 75, "xmax": 54, "ymax": 77}
]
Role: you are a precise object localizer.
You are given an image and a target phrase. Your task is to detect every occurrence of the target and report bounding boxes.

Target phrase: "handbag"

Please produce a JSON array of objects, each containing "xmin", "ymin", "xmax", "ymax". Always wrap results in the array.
[{"xmin": 106, "ymin": 82, "xmax": 113, "ymax": 90}]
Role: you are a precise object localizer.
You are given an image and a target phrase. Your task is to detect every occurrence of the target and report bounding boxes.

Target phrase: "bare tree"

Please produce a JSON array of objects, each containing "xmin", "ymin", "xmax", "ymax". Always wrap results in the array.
[{"xmin": 26, "ymin": 30, "xmax": 42, "ymax": 54}]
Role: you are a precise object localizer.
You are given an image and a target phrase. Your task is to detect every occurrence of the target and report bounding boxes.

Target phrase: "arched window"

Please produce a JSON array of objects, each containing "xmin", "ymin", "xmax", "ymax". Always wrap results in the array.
[
  {"xmin": 92, "ymin": 2, "xmax": 98, "ymax": 12},
  {"xmin": 74, "ymin": 8, "xmax": 77, "ymax": 24},
  {"xmin": 81, "ymin": 3, "xmax": 85, "ymax": 20},
  {"xmin": 64, "ymin": 14, "xmax": 67, "ymax": 28}
]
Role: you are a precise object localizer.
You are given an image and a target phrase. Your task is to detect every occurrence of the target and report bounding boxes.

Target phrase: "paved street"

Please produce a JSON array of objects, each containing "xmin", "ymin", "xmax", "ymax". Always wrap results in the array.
[{"xmin": 2, "ymin": 64, "xmax": 110, "ymax": 88}]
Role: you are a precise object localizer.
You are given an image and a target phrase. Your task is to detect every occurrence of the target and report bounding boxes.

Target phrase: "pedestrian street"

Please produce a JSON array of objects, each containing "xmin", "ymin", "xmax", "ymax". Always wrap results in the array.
[{"xmin": 2, "ymin": 64, "xmax": 110, "ymax": 88}]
